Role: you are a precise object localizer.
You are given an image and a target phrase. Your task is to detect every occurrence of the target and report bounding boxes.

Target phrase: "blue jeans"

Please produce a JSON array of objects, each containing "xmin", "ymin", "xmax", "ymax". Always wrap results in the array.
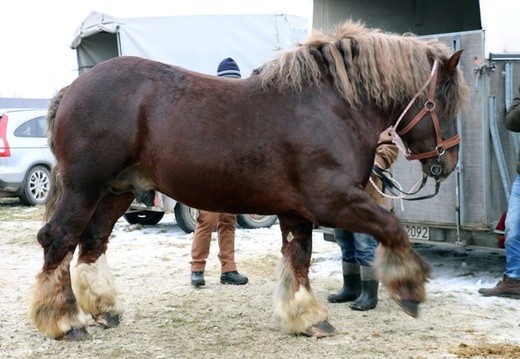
[
  {"xmin": 504, "ymin": 175, "xmax": 520, "ymax": 279},
  {"xmin": 333, "ymin": 228, "xmax": 378, "ymax": 267}
]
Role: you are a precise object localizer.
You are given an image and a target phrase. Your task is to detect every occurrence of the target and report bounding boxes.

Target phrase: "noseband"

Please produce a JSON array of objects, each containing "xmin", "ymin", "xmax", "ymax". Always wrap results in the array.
[{"xmin": 389, "ymin": 60, "xmax": 460, "ymax": 167}]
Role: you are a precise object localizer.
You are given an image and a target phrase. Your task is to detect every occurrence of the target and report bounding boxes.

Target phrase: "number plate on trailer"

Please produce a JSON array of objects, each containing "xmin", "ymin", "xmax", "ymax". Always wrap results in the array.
[{"xmin": 404, "ymin": 225, "xmax": 430, "ymax": 240}]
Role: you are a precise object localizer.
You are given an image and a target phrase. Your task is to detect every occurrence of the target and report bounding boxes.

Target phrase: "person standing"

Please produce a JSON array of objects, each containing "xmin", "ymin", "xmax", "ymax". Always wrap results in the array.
[
  {"xmin": 328, "ymin": 131, "xmax": 398, "ymax": 310},
  {"xmin": 190, "ymin": 57, "xmax": 248, "ymax": 287},
  {"xmin": 479, "ymin": 87, "xmax": 520, "ymax": 298}
]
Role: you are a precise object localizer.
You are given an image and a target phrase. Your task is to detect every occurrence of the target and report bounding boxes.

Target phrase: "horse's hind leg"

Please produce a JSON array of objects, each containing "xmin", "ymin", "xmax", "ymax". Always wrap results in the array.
[
  {"xmin": 72, "ymin": 192, "xmax": 134, "ymax": 329},
  {"xmin": 274, "ymin": 216, "xmax": 336, "ymax": 338},
  {"xmin": 31, "ymin": 190, "xmax": 103, "ymax": 341}
]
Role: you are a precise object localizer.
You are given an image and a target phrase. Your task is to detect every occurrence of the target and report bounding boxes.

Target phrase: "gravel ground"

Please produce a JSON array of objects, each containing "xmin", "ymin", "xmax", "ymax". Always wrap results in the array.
[{"xmin": 1, "ymin": 199, "xmax": 519, "ymax": 358}]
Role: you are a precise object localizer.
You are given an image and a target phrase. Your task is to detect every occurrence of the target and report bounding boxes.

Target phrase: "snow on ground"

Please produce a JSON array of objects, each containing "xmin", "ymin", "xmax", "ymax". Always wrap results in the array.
[
  {"xmin": 2, "ymin": 208, "xmax": 519, "ymax": 358},
  {"xmin": 111, "ymin": 213, "xmax": 507, "ymax": 295}
]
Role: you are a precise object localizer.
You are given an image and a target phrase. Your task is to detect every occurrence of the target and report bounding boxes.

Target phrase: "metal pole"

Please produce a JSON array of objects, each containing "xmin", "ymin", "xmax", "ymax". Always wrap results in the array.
[
  {"xmin": 489, "ymin": 96, "xmax": 512, "ymax": 199},
  {"xmin": 505, "ymin": 62, "xmax": 520, "ymax": 154},
  {"xmin": 453, "ymin": 36, "xmax": 464, "ymax": 246}
]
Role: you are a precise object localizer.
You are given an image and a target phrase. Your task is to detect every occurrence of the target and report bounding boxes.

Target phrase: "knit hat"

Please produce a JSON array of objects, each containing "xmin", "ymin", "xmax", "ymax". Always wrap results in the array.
[{"xmin": 217, "ymin": 57, "xmax": 241, "ymax": 78}]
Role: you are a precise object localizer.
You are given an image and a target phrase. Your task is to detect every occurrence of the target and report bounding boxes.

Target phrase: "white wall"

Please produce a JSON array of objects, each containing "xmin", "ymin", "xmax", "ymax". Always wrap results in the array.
[{"xmin": 480, "ymin": 0, "xmax": 520, "ymax": 55}]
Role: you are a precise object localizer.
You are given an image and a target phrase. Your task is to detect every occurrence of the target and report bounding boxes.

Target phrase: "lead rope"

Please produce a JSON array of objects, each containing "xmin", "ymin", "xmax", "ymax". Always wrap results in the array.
[{"xmin": 369, "ymin": 172, "xmax": 425, "ymax": 211}]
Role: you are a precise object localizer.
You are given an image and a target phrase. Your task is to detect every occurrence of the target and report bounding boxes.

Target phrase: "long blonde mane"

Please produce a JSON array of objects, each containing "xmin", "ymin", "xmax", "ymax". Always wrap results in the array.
[{"xmin": 257, "ymin": 20, "xmax": 468, "ymax": 117}]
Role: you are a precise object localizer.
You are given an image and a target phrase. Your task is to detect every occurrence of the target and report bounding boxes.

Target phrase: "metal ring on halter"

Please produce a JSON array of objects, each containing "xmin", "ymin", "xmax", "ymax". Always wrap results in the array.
[
  {"xmin": 435, "ymin": 145, "xmax": 445, "ymax": 156},
  {"xmin": 430, "ymin": 163, "xmax": 442, "ymax": 177},
  {"xmin": 424, "ymin": 100, "xmax": 435, "ymax": 111}
]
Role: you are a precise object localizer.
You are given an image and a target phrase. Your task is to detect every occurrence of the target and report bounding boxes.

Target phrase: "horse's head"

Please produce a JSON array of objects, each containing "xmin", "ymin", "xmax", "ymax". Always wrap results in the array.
[{"xmin": 392, "ymin": 50, "xmax": 467, "ymax": 181}]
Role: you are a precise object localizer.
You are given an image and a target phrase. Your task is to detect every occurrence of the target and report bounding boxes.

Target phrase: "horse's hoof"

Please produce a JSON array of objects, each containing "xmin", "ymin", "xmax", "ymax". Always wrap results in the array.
[
  {"xmin": 59, "ymin": 327, "xmax": 89, "ymax": 341},
  {"xmin": 302, "ymin": 321, "xmax": 336, "ymax": 338},
  {"xmin": 93, "ymin": 313, "xmax": 121, "ymax": 328},
  {"xmin": 400, "ymin": 300, "xmax": 419, "ymax": 318}
]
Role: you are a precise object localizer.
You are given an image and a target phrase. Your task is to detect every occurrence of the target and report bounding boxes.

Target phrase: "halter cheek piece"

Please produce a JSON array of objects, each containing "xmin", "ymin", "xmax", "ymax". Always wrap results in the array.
[
  {"xmin": 381, "ymin": 59, "xmax": 460, "ymax": 200},
  {"xmin": 389, "ymin": 59, "xmax": 460, "ymax": 171}
]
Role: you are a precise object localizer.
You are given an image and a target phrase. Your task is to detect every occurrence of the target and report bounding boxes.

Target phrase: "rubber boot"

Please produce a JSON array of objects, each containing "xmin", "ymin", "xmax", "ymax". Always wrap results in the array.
[
  {"xmin": 350, "ymin": 266, "xmax": 378, "ymax": 311},
  {"xmin": 327, "ymin": 262, "xmax": 361, "ymax": 303}
]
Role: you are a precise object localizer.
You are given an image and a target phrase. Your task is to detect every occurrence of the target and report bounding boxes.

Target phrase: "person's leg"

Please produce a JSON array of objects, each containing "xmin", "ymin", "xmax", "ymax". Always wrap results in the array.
[
  {"xmin": 479, "ymin": 175, "xmax": 520, "ymax": 298},
  {"xmin": 350, "ymin": 233, "xmax": 379, "ymax": 310},
  {"xmin": 217, "ymin": 213, "xmax": 248, "ymax": 285},
  {"xmin": 353, "ymin": 232, "xmax": 378, "ymax": 266},
  {"xmin": 217, "ymin": 213, "xmax": 237, "ymax": 272},
  {"xmin": 505, "ymin": 175, "xmax": 520, "ymax": 281},
  {"xmin": 190, "ymin": 211, "xmax": 219, "ymax": 286},
  {"xmin": 327, "ymin": 229, "xmax": 361, "ymax": 303}
]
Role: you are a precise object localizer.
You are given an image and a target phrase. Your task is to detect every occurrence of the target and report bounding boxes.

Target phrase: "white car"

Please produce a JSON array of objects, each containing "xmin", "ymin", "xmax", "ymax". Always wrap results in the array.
[
  {"xmin": 124, "ymin": 192, "xmax": 278, "ymax": 233},
  {"xmin": 0, "ymin": 109, "xmax": 54, "ymax": 205}
]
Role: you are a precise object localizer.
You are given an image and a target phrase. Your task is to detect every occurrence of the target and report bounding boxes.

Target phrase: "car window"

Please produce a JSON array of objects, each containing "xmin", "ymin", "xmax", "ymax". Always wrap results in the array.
[
  {"xmin": 36, "ymin": 117, "xmax": 48, "ymax": 137},
  {"xmin": 14, "ymin": 116, "xmax": 46, "ymax": 138}
]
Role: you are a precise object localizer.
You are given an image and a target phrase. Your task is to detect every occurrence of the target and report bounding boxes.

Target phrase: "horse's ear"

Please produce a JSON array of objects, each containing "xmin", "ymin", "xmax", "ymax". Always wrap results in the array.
[
  {"xmin": 440, "ymin": 50, "xmax": 463, "ymax": 82},
  {"xmin": 447, "ymin": 50, "xmax": 463, "ymax": 69}
]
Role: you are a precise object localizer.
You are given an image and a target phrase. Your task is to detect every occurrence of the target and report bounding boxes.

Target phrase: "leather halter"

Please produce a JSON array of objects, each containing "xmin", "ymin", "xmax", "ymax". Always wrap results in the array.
[{"xmin": 390, "ymin": 60, "xmax": 460, "ymax": 161}]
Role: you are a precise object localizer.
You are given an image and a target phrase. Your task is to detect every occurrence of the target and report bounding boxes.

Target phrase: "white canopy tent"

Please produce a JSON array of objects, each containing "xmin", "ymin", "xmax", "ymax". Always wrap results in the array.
[{"xmin": 71, "ymin": 11, "xmax": 309, "ymax": 76}]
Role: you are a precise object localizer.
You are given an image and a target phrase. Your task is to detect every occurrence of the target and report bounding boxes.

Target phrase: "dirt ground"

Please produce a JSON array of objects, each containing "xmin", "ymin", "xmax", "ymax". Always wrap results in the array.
[{"xmin": 1, "ymin": 199, "xmax": 520, "ymax": 359}]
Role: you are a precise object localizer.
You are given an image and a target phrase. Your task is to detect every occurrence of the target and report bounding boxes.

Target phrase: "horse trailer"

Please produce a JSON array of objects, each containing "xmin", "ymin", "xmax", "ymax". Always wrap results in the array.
[
  {"xmin": 313, "ymin": 0, "xmax": 520, "ymax": 250},
  {"xmin": 70, "ymin": 11, "xmax": 308, "ymax": 76}
]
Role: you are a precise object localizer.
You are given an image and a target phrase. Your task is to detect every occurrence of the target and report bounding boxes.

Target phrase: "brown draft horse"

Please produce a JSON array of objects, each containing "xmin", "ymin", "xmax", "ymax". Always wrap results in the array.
[{"xmin": 30, "ymin": 20, "xmax": 468, "ymax": 340}]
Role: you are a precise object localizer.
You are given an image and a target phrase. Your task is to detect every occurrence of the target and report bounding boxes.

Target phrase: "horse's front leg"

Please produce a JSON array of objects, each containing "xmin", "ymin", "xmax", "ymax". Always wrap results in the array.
[
  {"xmin": 374, "ymin": 230, "xmax": 431, "ymax": 317},
  {"xmin": 331, "ymin": 191, "xmax": 431, "ymax": 317},
  {"xmin": 274, "ymin": 216, "xmax": 336, "ymax": 338}
]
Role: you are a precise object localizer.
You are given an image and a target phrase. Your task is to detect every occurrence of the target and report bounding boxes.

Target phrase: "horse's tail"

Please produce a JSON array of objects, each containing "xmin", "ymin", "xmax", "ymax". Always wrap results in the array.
[
  {"xmin": 46, "ymin": 86, "xmax": 68, "ymax": 154},
  {"xmin": 44, "ymin": 86, "xmax": 68, "ymax": 221},
  {"xmin": 44, "ymin": 168, "xmax": 62, "ymax": 221}
]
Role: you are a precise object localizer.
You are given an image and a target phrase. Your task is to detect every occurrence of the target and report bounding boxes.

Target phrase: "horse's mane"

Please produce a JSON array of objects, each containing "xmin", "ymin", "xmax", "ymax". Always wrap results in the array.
[{"xmin": 256, "ymin": 20, "xmax": 468, "ymax": 117}]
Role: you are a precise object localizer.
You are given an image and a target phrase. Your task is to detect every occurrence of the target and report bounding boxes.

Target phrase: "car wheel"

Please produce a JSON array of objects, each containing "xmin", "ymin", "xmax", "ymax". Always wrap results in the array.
[
  {"xmin": 123, "ymin": 211, "xmax": 165, "ymax": 225},
  {"xmin": 237, "ymin": 214, "xmax": 278, "ymax": 229},
  {"xmin": 174, "ymin": 204, "xmax": 199, "ymax": 233},
  {"xmin": 19, "ymin": 165, "xmax": 51, "ymax": 206}
]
